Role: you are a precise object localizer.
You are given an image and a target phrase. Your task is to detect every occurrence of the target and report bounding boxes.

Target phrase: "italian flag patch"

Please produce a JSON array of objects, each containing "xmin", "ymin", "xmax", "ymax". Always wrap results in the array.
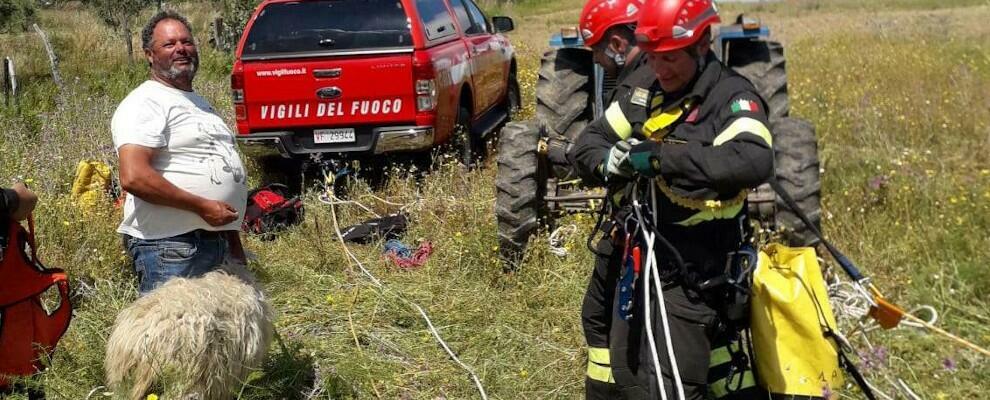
[{"xmin": 730, "ymin": 99, "xmax": 759, "ymax": 113}]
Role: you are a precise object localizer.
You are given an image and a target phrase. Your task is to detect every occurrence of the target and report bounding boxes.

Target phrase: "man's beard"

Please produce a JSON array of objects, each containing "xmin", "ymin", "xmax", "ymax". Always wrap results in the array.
[{"xmin": 159, "ymin": 55, "xmax": 199, "ymax": 81}]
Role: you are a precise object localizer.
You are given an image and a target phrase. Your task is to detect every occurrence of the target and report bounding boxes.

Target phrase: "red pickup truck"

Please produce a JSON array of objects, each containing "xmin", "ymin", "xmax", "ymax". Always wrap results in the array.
[{"xmin": 231, "ymin": 0, "xmax": 519, "ymax": 166}]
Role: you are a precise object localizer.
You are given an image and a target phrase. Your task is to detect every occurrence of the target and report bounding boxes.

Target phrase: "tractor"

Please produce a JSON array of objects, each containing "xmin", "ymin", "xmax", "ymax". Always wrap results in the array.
[{"xmin": 495, "ymin": 15, "xmax": 822, "ymax": 267}]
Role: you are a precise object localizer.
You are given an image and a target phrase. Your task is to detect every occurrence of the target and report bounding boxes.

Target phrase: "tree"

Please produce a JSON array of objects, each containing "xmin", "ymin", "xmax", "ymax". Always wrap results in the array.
[
  {"xmin": 85, "ymin": 0, "xmax": 153, "ymax": 61},
  {"xmin": 0, "ymin": 0, "xmax": 37, "ymax": 33},
  {"xmin": 210, "ymin": 0, "xmax": 260, "ymax": 51}
]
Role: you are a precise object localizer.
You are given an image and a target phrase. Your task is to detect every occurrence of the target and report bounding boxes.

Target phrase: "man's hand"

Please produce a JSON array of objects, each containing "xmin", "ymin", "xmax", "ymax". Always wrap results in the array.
[
  {"xmin": 10, "ymin": 182, "xmax": 38, "ymax": 221},
  {"xmin": 198, "ymin": 199, "xmax": 239, "ymax": 226},
  {"xmin": 120, "ymin": 144, "xmax": 238, "ymax": 226}
]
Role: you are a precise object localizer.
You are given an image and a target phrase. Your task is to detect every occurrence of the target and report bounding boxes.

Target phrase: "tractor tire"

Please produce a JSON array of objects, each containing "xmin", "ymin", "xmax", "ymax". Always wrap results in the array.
[
  {"xmin": 536, "ymin": 48, "xmax": 594, "ymax": 143},
  {"xmin": 727, "ymin": 40, "xmax": 789, "ymax": 122},
  {"xmin": 773, "ymin": 117, "xmax": 821, "ymax": 246},
  {"xmin": 496, "ymin": 121, "xmax": 549, "ymax": 270}
]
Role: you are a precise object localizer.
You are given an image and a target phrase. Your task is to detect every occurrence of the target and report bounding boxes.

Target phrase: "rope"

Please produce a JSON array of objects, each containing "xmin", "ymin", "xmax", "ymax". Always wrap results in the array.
[
  {"xmin": 829, "ymin": 277, "xmax": 939, "ymax": 334},
  {"xmin": 317, "ymin": 192, "xmax": 383, "ymax": 218},
  {"xmin": 826, "ymin": 269, "xmax": 928, "ymax": 400},
  {"xmin": 632, "ymin": 181, "xmax": 685, "ymax": 400},
  {"xmin": 548, "ymin": 224, "xmax": 578, "ymax": 257},
  {"xmin": 320, "ymin": 174, "xmax": 488, "ymax": 399},
  {"xmin": 85, "ymin": 386, "xmax": 106, "ymax": 400},
  {"xmin": 316, "ymin": 187, "xmax": 423, "ymax": 218}
]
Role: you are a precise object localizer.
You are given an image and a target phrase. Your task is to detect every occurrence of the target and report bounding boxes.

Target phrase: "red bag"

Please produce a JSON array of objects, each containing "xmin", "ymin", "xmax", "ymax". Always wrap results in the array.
[
  {"xmin": 0, "ymin": 218, "xmax": 72, "ymax": 388},
  {"xmin": 241, "ymin": 184, "xmax": 304, "ymax": 240}
]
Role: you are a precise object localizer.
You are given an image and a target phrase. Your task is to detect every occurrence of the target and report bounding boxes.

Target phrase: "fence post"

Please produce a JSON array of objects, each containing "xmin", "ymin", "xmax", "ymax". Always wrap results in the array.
[
  {"xmin": 3, "ymin": 57, "xmax": 16, "ymax": 107},
  {"xmin": 32, "ymin": 23, "xmax": 64, "ymax": 94},
  {"xmin": 212, "ymin": 16, "xmax": 226, "ymax": 50}
]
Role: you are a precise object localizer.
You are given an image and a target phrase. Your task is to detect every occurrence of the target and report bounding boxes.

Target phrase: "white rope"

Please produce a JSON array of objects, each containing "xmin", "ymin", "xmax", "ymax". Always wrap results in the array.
[
  {"xmin": 638, "ymin": 214, "xmax": 668, "ymax": 400},
  {"xmin": 318, "ymin": 192, "xmax": 382, "ymax": 218},
  {"xmin": 631, "ymin": 182, "xmax": 686, "ymax": 400},
  {"xmin": 321, "ymin": 179, "xmax": 488, "ymax": 399},
  {"xmin": 548, "ymin": 224, "xmax": 578, "ymax": 257},
  {"xmin": 826, "ymin": 266, "xmax": 932, "ymax": 400},
  {"xmin": 649, "ymin": 183, "xmax": 685, "ymax": 400},
  {"xmin": 631, "ymin": 182, "xmax": 667, "ymax": 400},
  {"xmin": 828, "ymin": 279, "xmax": 938, "ymax": 333},
  {"xmin": 85, "ymin": 386, "xmax": 106, "ymax": 400},
  {"xmin": 361, "ymin": 192, "xmax": 419, "ymax": 209},
  {"xmin": 897, "ymin": 378, "xmax": 922, "ymax": 400}
]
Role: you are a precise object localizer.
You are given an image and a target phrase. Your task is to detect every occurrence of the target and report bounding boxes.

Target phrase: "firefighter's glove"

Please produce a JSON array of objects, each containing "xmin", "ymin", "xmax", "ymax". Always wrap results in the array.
[
  {"xmin": 603, "ymin": 139, "xmax": 637, "ymax": 180},
  {"xmin": 627, "ymin": 140, "xmax": 663, "ymax": 177}
]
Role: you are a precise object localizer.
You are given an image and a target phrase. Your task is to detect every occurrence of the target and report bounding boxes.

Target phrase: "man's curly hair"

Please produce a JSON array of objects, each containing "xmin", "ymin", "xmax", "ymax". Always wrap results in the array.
[{"xmin": 141, "ymin": 10, "xmax": 193, "ymax": 51}]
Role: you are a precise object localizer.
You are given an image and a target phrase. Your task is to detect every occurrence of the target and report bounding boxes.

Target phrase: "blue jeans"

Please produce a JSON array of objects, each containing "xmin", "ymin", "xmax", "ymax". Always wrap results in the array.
[{"xmin": 123, "ymin": 230, "xmax": 228, "ymax": 296}]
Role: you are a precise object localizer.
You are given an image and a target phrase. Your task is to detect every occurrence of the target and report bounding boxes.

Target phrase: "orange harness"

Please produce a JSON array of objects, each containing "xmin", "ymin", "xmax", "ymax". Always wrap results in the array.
[{"xmin": 0, "ymin": 218, "xmax": 72, "ymax": 388}]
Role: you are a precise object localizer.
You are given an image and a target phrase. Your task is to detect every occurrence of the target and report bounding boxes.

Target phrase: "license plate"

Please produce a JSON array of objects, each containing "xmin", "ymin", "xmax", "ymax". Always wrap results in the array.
[{"xmin": 314, "ymin": 128, "xmax": 355, "ymax": 144}]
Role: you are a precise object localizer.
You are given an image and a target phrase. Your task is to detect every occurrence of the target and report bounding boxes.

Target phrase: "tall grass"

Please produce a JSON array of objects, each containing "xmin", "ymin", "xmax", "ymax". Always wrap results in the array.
[{"xmin": 0, "ymin": 1, "xmax": 987, "ymax": 399}]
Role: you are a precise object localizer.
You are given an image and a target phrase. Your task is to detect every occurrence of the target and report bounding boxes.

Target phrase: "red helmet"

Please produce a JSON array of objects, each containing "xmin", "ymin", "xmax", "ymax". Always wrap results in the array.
[
  {"xmin": 579, "ymin": 0, "xmax": 644, "ymax": 47},
  {"xmin": 635, "ymin": 0, "xmax": 720, "ymax": 53}
]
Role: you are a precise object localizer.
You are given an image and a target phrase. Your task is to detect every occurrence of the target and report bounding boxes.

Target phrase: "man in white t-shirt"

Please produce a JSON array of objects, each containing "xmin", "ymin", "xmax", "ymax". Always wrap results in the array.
[{"xmin": 113, "ymin": 10, "xmax": 248, "ymax": 295}]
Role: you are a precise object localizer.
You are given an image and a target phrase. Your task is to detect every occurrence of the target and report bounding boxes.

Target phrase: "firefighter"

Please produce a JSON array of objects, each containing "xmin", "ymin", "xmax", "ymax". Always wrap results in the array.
[
  {"xmin": 580, "ymin": 0, "xmax": 650, "ymax": 104},
  {"xmin": 569, "ymin": 0, "xmax": 773, "ymax": 398},
  {"xmin": 574, "ymin": 0, "xmax": 658, "ymax": 397}
]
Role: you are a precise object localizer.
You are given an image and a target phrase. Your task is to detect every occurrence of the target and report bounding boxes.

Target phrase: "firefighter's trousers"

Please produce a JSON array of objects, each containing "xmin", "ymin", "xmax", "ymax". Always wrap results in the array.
[
  {"xmin": 582, "ymin": 236, "xmax": 761, "ymax": 399},
  {"xmin": 582, "ymin": 238, "xmax": 622, "ymax": 399}
]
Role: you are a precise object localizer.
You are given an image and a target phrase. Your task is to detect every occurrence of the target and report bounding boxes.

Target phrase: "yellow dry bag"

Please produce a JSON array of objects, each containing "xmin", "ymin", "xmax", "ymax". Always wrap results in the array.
[
  {"xmin": 751, "ymin": 243, "xmax": 843, "ymax": 396},
  {"xmin": 70, "ymin": 160, "xmax": 111, "ymax": 212}
]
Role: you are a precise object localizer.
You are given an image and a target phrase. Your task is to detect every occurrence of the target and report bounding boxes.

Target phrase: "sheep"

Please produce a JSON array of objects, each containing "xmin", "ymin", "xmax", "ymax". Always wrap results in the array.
[{"xmin": 104, "ymin": 263, "xmax": 273, "ymax": 400}]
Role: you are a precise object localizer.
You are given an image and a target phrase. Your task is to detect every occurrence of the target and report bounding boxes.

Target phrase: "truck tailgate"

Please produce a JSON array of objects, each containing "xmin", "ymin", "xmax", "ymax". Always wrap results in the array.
[{"xmin": 242, "ymin": 53, "xmax": 416, "ymax": 131}]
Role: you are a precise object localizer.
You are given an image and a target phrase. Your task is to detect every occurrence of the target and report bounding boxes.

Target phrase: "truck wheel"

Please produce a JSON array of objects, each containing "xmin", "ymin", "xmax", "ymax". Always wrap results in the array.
[
  {"xmin": 455, "ymin": 105, "xmax": 483, "ymax": 167},
  {"xmin": 496, "ymin": 121, "xmax": 549, "ymax": 270},
  {"xmin": 507, "ymin": 77, "xmax": 521, "ymax": 120},
  {"xmin": 536, "ymin": 48, "xmax": 593, "ymax": 142},
  {"xmin": 726, "ymin": 40, "xmax": 789, "ymax": 122},
  {"xmin": 773, "ymin": 117, "xmax": 821, "ymax": 246}
]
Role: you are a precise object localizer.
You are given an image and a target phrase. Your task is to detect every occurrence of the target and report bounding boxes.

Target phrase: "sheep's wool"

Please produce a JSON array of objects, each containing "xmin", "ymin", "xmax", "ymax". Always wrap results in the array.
[{"xmin": 105, "ymin": 264, "xmax": 273, "ymax": 400}]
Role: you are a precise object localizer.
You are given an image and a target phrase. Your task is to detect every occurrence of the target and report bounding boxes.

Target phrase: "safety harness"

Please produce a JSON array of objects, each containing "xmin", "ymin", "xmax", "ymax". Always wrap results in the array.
[
  {"xmin": 627, "ymin": 180, "xmax": 758, "ymax": 400},
  {"xmin": 0, "ymin": 217, "xmax": 72, "ymax": 388}
]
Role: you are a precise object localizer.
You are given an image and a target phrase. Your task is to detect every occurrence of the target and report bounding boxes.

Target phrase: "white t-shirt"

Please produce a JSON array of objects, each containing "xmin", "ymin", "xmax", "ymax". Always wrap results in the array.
[{"xmin": 112, "ymin": 80, "xmax": 247, "ymax": 240}]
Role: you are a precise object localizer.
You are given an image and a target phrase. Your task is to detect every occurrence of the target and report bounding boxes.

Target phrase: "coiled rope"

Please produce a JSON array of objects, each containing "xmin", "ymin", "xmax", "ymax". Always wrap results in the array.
[{"xmin": 826, "ymin": 265, "xmax": 930, "ymax": 400}]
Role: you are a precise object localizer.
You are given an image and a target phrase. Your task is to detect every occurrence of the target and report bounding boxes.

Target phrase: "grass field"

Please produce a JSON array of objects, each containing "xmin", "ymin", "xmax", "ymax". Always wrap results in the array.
[{"xmin": 1, "ymin": 0, "xmax": 988, "ymax": 398}]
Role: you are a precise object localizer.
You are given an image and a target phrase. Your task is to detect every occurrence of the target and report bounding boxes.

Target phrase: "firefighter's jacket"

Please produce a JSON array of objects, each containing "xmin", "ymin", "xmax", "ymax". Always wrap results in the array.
[
  {"xmin": 605, "ymin": 51, "xmax": 648, "ymax": 106},
  {"xmin": 569, "ymin": 53, "xmax": 774, "ymax": 229}
]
